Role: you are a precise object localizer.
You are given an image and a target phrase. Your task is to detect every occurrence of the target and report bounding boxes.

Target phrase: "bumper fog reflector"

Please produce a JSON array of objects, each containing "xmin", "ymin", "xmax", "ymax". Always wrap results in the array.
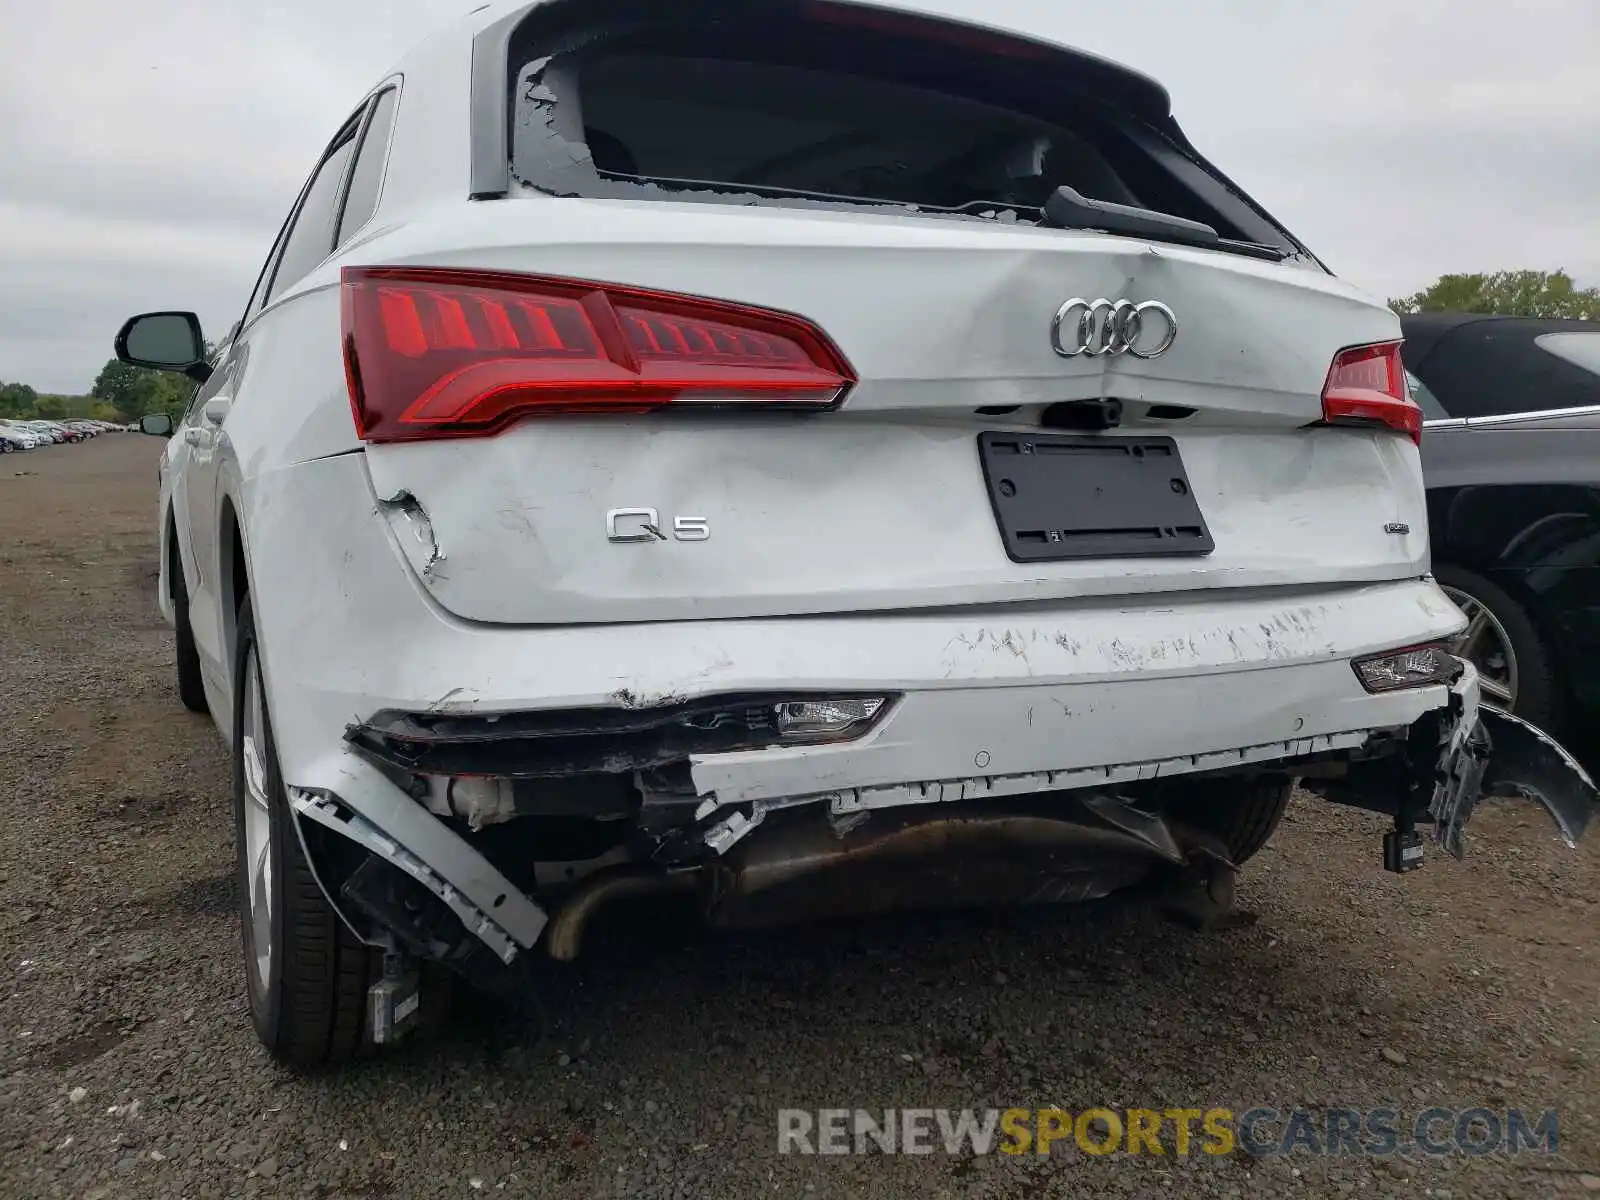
[
  {"xmin": 775, "ymin": 697, "xmax": 886, "ymax": 741},
  {"xmin": 1353, "ymin": 643, "xmax": 1459, "ymax": 693}
]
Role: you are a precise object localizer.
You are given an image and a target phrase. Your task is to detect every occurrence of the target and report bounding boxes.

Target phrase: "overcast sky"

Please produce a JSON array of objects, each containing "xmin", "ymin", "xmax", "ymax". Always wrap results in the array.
[{"xmin": 2, "ymin": 0, "xmax": 1596, "ymax": 394}]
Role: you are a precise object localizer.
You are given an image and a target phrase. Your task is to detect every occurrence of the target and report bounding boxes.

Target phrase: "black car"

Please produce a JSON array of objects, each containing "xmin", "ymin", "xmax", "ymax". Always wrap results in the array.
[{"xmin": 1406, "ymin": 313, "xmax": 1600, "ymax": 743}]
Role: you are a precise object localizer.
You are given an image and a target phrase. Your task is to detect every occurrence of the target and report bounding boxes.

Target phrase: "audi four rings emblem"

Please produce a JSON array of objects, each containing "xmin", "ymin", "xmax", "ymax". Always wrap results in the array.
[{"xmin": 1050, "ymin": 298, "xmax": 1178, "ymax": 359}]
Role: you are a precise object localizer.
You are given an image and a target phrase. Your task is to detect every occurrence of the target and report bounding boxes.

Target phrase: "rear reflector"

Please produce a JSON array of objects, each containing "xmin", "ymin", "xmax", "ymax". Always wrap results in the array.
[
  {"xmin": 342, "ymin": 267, "xmax": 855, "ymax": 442},
  {"xmin": 1320, "ymin": 341, "xmax": 1421, "ymax": 446}
]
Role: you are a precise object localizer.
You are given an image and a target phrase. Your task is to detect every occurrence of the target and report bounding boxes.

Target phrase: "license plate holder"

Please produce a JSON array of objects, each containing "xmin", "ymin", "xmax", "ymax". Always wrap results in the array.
[{"xmin": 977, "ymin": 432, "xmax": 1214, "ymax": 562}]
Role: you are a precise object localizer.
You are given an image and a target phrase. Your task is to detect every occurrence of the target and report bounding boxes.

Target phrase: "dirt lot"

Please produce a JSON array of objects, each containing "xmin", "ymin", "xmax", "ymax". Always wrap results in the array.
[{"xmin": 1, "ymin": 434, "xmax": 1597, "ymax": 1199}]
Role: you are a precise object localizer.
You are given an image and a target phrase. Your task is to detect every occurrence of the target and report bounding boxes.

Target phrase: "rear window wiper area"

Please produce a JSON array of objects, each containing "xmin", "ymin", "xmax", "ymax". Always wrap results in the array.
[
  {"xmin": 567, "ymin": 166, "xmax": 1293, "ymax": 263},
  {"xmin": 576, "ymin": 167, "xmax": 1049, "ymax": 227},
  {"xmin": 1042, "ymin": 187, "xmax": 1288, "ymax": 262}
]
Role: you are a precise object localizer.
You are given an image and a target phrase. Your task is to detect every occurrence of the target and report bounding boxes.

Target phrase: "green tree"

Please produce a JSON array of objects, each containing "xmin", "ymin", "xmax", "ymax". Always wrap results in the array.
[
  {"xmin": 35, "ymin": 393, "xmax": 99, "ymax": 419},
  {"xmin": 1389, "ymin": 270, "xmax": 1600, "ymax": 320},
  {"xmin": 89, "ymin": 359, "xmax": 195, "ymax": 421},
  {"xmin": 4, "ymin": 354, "xmax": 202, "ymax": 423},
  {"xmin": 90, "ymin": 359, "xmax": 160, "ymax": 417},
  {"xmin": 0, "ymin": 381, "xmax": 38, "ymax": 418},
  {"xmin": 153, "ymin": 374, "xmax": 197, "ymax": 421}
]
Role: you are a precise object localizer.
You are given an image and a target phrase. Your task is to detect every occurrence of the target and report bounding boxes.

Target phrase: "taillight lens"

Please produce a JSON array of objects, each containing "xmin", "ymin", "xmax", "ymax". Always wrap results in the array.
[
  {"xmin": 342, "ymin": 267, "xmax": 855, "ymax": 442},
  {"xmin": 1320, "ymin": 340, "xmax": 1421, "ymax": 446},
  {"xmin": 1352, "ymin": 643, "xmax": 1460, "ymax": 693}
]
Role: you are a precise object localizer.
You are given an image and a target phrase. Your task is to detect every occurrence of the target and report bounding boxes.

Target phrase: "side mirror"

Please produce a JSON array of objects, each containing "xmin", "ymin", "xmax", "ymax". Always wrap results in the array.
[
  {"xmin": 115, "ymin": 312, "xmax": 214, "ymax": 384},
  {"xmin": 139, "ymin": 412, "xmax": 175, "ymax": 437}
]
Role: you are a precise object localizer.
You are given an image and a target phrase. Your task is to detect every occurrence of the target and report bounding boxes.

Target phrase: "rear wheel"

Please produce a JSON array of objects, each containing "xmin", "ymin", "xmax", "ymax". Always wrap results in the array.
[
  {"xmin": 1171, "ymin": 776, "xmax": 1294, "ymax": 865},
  {"xmin": 234, "ymin": 596, "xmax": 376, "ymax": 1068}
]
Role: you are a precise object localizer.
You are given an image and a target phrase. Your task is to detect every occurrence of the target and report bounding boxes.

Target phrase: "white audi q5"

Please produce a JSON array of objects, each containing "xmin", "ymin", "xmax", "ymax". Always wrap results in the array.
[{"xmin": 118, "ymin": 0, "xmax": 1595, "ymax": 1066}]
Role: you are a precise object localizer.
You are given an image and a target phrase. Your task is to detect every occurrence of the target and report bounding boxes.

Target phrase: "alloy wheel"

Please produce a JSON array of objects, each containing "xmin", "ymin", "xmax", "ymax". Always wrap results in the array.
[
  {"xmin": 239, "ymin": 646, "xmax": 274, "ymax": 994},
  {"xmin": 1440, "ymin": 584, "xmax": 1518, "ymax": 710}
]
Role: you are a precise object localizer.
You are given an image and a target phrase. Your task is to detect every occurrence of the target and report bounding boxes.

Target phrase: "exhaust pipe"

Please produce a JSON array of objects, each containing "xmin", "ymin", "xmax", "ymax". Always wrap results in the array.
[
  {"xmin": 544, "ymin": 793, "xmax": 1207, "ymax": 954},
  {"xmin": 708, "ymin": 798, "xmax": 1190, "ymax": 929},
  {"xmin": 544, "ymin": 866, "xmax": 698, "ymax": 962}
]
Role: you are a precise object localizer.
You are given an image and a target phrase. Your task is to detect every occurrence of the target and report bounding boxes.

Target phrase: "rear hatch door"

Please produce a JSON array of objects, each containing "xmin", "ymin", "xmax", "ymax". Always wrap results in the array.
[{"xmin": 355, "ymin": 0, "xmax": 1424, "ymax": 624}]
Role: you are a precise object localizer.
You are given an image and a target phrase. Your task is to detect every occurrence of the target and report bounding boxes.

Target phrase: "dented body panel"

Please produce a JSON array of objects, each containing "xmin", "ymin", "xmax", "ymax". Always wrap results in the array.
[
  {"xmin": 236, "ymin": 449, "xmax": 1460, "ymax": 788},
  {"xmin": 353, "ymin": 206, "xmax": 1415, "ymax": 625}
]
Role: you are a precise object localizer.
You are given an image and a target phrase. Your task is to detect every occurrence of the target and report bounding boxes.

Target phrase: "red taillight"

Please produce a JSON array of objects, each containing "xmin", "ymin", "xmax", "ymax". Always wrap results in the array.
[
  {"xmin": 1319, "ymin": 340, "xmax": 1421, "ymax": 446},
  {"xmin": 341, "ymin": 267, "xmax": 855, "ymax": 442}
]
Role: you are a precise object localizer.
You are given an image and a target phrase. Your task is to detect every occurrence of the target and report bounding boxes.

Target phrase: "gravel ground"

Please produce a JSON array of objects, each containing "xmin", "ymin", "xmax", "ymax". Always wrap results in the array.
[{"xmin": 2, "ymin": 434, "xmax": 1597, "ymax": 1199}]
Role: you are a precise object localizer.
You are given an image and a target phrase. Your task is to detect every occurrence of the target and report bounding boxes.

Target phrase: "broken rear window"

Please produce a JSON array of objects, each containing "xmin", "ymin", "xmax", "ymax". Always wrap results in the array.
[
  {"xmin": 575, "ymin": 56, "xmax": 1135, "ymax": 213},
  {"xmin": 493, "ymin": 0, "xmax": 1317, "ymax": 263}
]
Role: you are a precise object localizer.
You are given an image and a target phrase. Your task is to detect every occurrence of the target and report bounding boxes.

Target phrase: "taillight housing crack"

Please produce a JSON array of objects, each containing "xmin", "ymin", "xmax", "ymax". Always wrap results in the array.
[{"xmin": 342, "ymin": 267, "xmax": 856, "ymax": 442}]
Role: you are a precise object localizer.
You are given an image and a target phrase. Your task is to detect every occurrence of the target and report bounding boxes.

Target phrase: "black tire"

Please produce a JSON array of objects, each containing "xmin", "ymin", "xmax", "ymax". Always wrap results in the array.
[
  {"xmin": 169, "ymin": 540, "xmax": 210, "ymax": 715},
  {"xmin": 233, "ymin": 596, "xmax": 376, "ymax": 1068},
  {"xmin": 1433, "ymin": 563, "xmax": 1562, "ymax": 732},
  {"xmin": 1171, "ymin": 776, "xmax": 1294, "ymax": 865}
]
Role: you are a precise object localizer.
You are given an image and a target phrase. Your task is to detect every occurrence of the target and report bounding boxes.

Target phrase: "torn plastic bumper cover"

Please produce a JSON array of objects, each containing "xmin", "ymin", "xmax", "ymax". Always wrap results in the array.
[
  {"xmin": 1440, "ymin": 706, "xmax": 1596, "ymax": 854},
  {"xmin": 317, "ymin": 662, "xmax": 1595, "ymax": 969},
  {"xmin": 1307, "ymin": 666, "xmax": 1597, "ymax": 859}
]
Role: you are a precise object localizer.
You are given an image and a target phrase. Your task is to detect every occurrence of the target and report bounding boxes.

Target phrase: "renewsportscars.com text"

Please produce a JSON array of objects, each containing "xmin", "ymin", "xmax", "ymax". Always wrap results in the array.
[{"xmin": 777, "ymin": 1107, "xmax": 1558, "ymax": 1158}]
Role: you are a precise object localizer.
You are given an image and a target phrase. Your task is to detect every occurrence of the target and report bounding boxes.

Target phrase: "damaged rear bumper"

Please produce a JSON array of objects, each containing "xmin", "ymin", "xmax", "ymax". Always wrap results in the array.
[
  {"xmin": 1471, "ymin": 708, "xmax": 1596, "ymax": 848},
  {"xmin": 287, "ymin": 661, "xmax": 1596, "ymax": 974},
  {"xmin": 1304, "ymin": 663, "xmax": 1597, "ymax": 860}
]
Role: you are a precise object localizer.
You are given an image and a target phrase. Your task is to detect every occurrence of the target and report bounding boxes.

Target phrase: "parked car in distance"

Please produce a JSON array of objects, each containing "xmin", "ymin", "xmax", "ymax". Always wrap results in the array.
[
  {"xmin": 117, "ymin": 0, "xmax": 1596, "ymax": 1068},
  {"xmin": 0, "ymin": 420, "xmax": 47, "ymax": 449},
  {"xmin": 1406, "ymin": 313, "xmax": 1600, "ymax": 744},
  {"xmin": 7, "ymin": 422, "xmax": 51, "ymax": 448},
  {"xmin": 0, "ymin": 418, "xmax": 111, "ymax": 444},
  {"xmin": 24, "ymin": 420, "xmax": 76, "ymax": 443}
]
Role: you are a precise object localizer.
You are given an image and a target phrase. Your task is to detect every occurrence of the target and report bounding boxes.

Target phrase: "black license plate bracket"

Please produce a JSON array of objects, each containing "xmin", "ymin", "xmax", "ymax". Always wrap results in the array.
[{"xmin": 977, "ymin": 432, "xmax": 1215, "ymax": 562}]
